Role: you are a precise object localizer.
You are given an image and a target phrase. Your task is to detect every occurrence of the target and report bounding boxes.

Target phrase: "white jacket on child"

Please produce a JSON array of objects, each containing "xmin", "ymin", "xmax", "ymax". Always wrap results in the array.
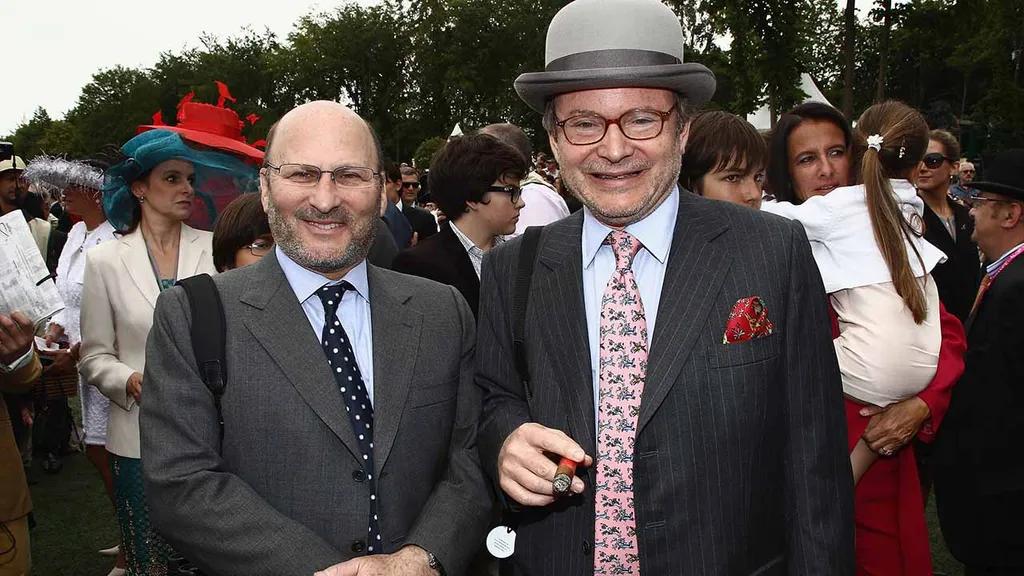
[
  {"xmin": 762, "ymin": 180, "xmax": 944, "ymax": 407},
  {"xmin": 762, "ymin": 180, "xmax": 946, "ymax": 293}
]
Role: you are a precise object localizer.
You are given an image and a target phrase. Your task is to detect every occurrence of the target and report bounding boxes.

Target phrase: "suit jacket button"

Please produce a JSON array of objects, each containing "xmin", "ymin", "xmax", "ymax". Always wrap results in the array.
[
  {"xmin": 352, "ymin": 541, "xmax": 366, "ymax": 553},
  {"xmin": 352, "ymin": 470, "xmax": 366, "ymax": 482},
  {"xmin": 582, "ymin": 540, "xmax": 591, "ymax": 555}
]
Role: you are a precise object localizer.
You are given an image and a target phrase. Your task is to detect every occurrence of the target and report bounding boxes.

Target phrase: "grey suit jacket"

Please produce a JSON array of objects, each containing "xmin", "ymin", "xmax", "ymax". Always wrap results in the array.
[
  {"xmin": 141, "ymin": 251, "xmax": 491, "ymax": 576},
  {"xmin": 476, "ymin": 193, "xmax": 855, "ymax": 575}
]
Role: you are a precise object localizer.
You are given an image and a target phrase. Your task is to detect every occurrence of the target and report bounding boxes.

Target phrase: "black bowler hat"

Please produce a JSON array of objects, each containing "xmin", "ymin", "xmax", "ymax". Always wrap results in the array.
[{"xmin": 972, "ymin": 149, "xmax": 1024, "ymax": 201}]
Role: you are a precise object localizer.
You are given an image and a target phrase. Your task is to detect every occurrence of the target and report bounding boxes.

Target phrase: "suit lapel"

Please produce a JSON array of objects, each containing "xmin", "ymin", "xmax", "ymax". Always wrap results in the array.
[
  {"xmin": 368, "ymin": 265, "xmax": 422, "ymax": 474},
  {"xmin": 439, "ymin": 224, "xmax": 481, "ymax": 297},
  {"xmin": 119, "ymin": 230, "xmax": 160, "ymax": 309},
  {"xmin": 536, "ymin": 213, "xmax": 596, "ymax": 455},
  {"xmin": 240, "ymin": 253, "xmax": 363, "ymax": 461},
  {"xmin": 638, "ymin": 194, "xmax": 731, "ymax": 435},
  {"xmin": 176, "ymin": 225, "xmax": 206, "ymax": 278}
]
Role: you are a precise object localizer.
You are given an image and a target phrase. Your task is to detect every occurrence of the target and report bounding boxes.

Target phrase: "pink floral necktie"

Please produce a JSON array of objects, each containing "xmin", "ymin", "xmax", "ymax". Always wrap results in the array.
[{"xmin": 594, "ymin": 230, "xmax": 647, "ymax": 574}]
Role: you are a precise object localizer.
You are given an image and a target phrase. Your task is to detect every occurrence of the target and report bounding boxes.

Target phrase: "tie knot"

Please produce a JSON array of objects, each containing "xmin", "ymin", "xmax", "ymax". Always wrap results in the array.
[
  {"xmin": 606, "ymin": 230, "xmax": 643, "ymax": 271},
  {"xmin": 316, "ymin": 281, "xmax": 354, "ymax": 317}
]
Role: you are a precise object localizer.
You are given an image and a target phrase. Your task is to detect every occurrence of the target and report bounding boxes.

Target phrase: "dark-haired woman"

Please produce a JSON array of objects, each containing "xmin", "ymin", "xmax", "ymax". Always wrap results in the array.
[
  {"xmin": 79, "ymin": 129, "xmax": 250, "ymax": 575},
  {"xmin": 766, "ymin": 102, "xmax": 967, "ymax": 576},
  {"xmin": 764, "ymin": 101, "xmax": 946, "ymax": 485}
]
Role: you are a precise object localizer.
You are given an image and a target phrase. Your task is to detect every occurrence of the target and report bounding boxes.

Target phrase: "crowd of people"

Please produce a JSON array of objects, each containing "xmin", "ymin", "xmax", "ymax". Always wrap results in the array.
[{"xmin": 1, "ymin": 0, "xmax": 1022, "ymax": 574}]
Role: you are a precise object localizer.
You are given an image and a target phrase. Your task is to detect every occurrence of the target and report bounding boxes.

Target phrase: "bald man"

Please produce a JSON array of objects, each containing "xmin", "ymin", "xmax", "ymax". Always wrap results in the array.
[{"xmin": 141, "ymin": 101, "xmax": 491, "ymax": 576}]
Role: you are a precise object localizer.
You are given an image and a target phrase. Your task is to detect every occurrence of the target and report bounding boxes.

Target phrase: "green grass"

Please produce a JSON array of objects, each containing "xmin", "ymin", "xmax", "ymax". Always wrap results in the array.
[
  {"xmin": 927, "ymin": 493, "xmax": 965, "ymax": 576},
  {"xmin": 25, "ymin": 410, "xmax": 965, "ymax": 576},
  {"xmin": 27, "ymin": 451, "xmax": 121, "ymax": 576}
]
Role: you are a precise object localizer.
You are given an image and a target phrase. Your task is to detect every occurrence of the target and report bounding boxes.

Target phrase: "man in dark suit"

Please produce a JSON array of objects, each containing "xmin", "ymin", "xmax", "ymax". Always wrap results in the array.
[
  {"xmin": 393, "ymin": 134, "xmax": 526, "ymax": 318},
  {"xmin": 141, "ymin": 101, "xmax": 490, "ymax": 576},
  {"xmin": 934, "ymin": 150, "xmax": 1024, "ymax": 574},
  {"xmin": 399, "ymin": 166, "xmax": 438, "ymax": 242},
  {"xmin": 382, "ymin": 162, "xmax": 414, "ymax": 249},
  {"xmin": 475, "ymin": 1, "xmax": 854, "ymax": 574}
]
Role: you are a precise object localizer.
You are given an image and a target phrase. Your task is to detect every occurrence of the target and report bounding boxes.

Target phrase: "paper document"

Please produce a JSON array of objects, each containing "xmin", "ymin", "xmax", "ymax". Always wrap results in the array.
[{"xmin": 0, "ymin": 210, "xmax": 65, "ymax": 328}]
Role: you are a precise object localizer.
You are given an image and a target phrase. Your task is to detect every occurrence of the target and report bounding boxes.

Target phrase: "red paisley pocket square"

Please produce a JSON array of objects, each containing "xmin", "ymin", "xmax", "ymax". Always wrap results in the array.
[{"xmin": 722, "ymin": 296, "xmax": 775, "ymax": 344}]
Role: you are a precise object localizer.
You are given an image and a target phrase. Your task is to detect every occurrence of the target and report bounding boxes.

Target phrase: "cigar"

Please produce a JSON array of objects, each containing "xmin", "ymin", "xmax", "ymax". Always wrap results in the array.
[{"xmin": 552, "ymin": 457, "xmax": 579, "ymax": 496}]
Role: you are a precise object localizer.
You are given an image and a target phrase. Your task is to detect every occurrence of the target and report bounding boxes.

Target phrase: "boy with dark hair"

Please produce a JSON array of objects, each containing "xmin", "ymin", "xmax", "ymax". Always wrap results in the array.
[
  {"xmin": 680, "ymin": 110, "xmax": 768, "ymax": 209},
  {"xmin": 392, "ymin": 133, "xmax": 526, "ymax": 318}
]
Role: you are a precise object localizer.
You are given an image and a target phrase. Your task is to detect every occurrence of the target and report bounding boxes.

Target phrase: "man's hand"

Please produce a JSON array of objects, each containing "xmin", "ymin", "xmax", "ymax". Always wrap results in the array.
[
  {"xmin": 860, "ymin": 396, "xmax": 931, "ymax": 455},
  {"xmin": 410, "ymin": 232, "xmax": 419, "ymax": 247},
  {"xmin": 126, "ymin": 372, "xmax": 143, "ymax": 403},
  {"xmin": 0, "ymin": 311, "xmax": 35, "ymax": 366},
  {"xmin": 498, "ymin": 422, "xmax": 593, "ymax": 506},
  {"xmin": 315, "ymin": 546, "xmax": 436, "ymax": 576},
  {"xmin": 40, "ymin": 348, "xmax": 77, "ymax": 376}
]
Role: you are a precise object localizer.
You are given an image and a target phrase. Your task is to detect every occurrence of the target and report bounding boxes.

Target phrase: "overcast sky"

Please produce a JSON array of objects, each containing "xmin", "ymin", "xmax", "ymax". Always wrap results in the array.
[{"xmin": 4, "ymin": 0, "xmax": 875, "ymax": 136}]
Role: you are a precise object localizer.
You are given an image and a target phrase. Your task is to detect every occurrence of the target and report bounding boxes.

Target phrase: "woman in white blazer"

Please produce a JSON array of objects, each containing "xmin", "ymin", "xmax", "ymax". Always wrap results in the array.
[{"xmin": 79, "ymin": 130, "xmax": 245, "ymax": 576}]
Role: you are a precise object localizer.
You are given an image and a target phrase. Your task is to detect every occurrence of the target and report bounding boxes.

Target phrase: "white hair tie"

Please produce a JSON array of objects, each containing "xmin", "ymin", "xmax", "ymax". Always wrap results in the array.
[{"xmin": 867, "ymin": 134, "xmax": 884, "ymax": 152}]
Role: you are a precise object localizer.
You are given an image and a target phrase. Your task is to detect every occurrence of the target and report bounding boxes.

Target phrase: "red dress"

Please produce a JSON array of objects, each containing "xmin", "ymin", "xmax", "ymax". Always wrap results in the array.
[{"xmin": 833, "ymin": 302, "xmax": 966, "ymax": 576}]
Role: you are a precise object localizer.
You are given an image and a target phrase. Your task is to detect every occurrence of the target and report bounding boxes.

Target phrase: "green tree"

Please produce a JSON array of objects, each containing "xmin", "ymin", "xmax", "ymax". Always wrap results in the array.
[
  {"xmin": 414, "ymin": 136, "xmax": 447, "ymax": 170},
  {"xmin": 65, "ymin": 66, "xmax": 160, "ymax": 153},
  {"xmin": 285, "ymin": 2, "xmax": 411, "ymax": 159},
  {"xmin": 38, "ymin": 121, "xmax": 85, "ymax": 158},
  {"xmin": 8, "ymin": 107, "xmax": 54, "ymax": 159}
]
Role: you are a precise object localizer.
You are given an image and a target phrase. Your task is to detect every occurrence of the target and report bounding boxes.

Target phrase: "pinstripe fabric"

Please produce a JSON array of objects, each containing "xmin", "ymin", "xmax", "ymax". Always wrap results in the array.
[{"xmin": 477, "ymin": 192, "xmax": 855, "ymax": 575}]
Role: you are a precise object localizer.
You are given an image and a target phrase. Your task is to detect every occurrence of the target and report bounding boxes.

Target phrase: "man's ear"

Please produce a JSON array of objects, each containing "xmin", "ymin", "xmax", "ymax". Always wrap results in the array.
[
  {"xmin": 678, "ymin": 118, "xmax": 693, "ymax": 156},
  {"xmin": 1005, "ymin": 201, "xmax": 1024, "ymax": 229},
  {"xmin": 260, "ymin": 170, "xmax": 272, "ymax": 212}
]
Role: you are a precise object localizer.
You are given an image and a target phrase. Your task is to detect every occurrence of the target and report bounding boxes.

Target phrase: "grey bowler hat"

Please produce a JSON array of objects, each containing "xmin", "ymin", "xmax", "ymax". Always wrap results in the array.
[{"xmin": 515, "ymin": 0, "xmax": 716, "ymax": 113}]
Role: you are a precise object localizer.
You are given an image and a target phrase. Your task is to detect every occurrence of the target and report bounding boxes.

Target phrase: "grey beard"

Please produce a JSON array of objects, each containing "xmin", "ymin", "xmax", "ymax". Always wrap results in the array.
[{"xmin": 266, "ymin": 194, "xmax": 377, "ymax": 275}]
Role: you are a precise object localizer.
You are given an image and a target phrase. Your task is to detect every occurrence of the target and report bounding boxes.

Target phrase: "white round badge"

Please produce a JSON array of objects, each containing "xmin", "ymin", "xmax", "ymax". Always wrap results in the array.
[{"xmin": 486, "ymin": 525, "xmax": 516, "ymax": 559}]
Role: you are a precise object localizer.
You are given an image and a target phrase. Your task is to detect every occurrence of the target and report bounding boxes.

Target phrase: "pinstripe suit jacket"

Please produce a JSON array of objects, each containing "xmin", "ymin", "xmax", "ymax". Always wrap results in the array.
[{"xmin": 477, "ymin": 193, "xmax": 855, "ymax": 575}]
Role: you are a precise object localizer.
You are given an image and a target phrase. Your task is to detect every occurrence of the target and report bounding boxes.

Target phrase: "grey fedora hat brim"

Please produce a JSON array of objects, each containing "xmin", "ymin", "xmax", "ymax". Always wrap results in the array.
[{"xmin": 515, "ymin": 62, "xmax": 716, "ymax": 114}]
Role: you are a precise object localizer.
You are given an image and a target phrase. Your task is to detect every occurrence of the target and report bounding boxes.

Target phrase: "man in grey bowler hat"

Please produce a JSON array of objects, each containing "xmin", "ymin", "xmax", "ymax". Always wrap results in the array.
[{"xmin": 475, "ymin": 0, "xmax": 855, "ymax": 573}]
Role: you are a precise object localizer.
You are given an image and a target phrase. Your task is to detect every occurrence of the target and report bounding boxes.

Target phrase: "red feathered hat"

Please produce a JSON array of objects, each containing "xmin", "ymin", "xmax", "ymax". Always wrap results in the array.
[{"xmin": 137, "ymin": 82, "xmax": 264, "ymax": 165}]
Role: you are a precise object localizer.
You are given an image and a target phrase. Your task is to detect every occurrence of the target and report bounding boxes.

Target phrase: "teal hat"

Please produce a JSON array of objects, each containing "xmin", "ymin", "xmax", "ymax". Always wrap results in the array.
[{"xmin": 103, "ymin": 129, "xmax": 258, "ymax": 232}]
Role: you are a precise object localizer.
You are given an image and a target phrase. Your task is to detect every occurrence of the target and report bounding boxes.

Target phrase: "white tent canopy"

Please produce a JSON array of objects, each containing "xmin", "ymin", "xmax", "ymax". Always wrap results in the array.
[
  {"xmin": 746, "ymin": 74, "xmax": 833, "ymax": 131},
  {"xmin": 448, "ymin": 123, "xmax": 464, "ymax": 140}
]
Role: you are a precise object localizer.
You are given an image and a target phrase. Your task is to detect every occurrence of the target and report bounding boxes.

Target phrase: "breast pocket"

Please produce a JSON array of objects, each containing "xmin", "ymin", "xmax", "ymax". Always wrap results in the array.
[
  {"xmin": 707, "ymin": 335, "xmax": 781, "ymax": 368},
  {"xmin": 407, "ymin": 377, "xmax": 458, "ymax": 409}
]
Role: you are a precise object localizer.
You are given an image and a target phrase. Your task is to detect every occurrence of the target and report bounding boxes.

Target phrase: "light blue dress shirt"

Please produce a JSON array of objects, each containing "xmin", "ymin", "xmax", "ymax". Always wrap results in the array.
[
  {"xmin": 276, "ymin": 246, "xmax": 375, "ymax": 405},
  {"xmin": 582, "ymin": 186, "xmax": 678, "ymax": 422}
]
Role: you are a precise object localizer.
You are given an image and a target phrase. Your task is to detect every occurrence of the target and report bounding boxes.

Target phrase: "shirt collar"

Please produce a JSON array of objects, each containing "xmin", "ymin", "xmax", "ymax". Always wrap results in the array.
[
  {"xmin": 986, "ymin": 241, "xmax": 1024, "ymax": 276},
  {"xmin": 276, "ymin": 246, "xmax": 370, "ymax": 305},
  {"xmin": 450, "ymin": 220, "xmax": 503, "ymax": 254},
  {"xmin": 582, "ymin": 185, "xmax": 678, "ymax": 269}
]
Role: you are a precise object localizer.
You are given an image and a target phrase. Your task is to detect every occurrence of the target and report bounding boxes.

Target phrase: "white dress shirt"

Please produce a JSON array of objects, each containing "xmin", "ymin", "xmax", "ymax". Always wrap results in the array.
[
  {"xmin": 509, "ymin": 173, "xmax": 571, "ymax": 236},
  {"xmin": 450, "ymin": 220, "xmax": 504, "ymax": 279},
  {"xmin": 276, "ymin": 247, "xmax": 375, "ymax": 405},
  {"xmin": 986, "ymin": 241, "xmax": 1024, "ymax": 277},
  {"xmin": 582, "ymin": 186, "xmax": 678, "ymax": 423}
]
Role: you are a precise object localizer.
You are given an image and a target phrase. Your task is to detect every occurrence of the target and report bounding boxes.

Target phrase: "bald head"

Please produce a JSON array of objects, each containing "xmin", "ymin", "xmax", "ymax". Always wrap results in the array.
[
  {"xmin": 479, "ymin": 123, "xmax": 532, "ymax": 166},
  {"xmin": 264, "ymin": 101, "xmax": 383, "ymax": 170}
]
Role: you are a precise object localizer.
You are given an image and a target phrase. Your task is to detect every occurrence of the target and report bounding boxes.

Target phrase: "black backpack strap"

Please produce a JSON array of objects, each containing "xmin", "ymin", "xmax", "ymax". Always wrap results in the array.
[
  {"xmin": 176, "ymin": 274, "xmax": 227, "ymax": 441},
  {"xmin": 498, "ymin": 226, "xmax": 542, "ymax": 576},
  {"xmin": 512, "ymin": 226, "xmax": 543, "ymax": 402}
]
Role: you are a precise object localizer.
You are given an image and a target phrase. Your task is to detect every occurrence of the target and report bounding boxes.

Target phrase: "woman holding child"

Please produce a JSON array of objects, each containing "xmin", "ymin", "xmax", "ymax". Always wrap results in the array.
[{"xmin": 686, "ymin": 102, "xmax": 967, "ymax": 575}]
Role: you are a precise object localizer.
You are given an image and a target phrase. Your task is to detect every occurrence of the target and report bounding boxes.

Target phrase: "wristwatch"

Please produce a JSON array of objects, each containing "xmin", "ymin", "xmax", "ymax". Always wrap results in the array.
[{"xmin": 426, "ymin": 551, "xmax": 446, "ymax": 576}]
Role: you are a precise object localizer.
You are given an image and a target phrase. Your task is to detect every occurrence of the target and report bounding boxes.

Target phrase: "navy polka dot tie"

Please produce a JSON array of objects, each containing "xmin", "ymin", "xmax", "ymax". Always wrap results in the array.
[{"xmin": 317, "ymin": 282, "xmax": 381, "ymax": 554}]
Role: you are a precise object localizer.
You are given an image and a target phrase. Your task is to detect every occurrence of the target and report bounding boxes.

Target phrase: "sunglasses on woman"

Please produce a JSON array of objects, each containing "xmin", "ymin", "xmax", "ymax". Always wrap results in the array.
[{"xmin": 922, "ymin": 153, "xmax": 956, "ymax": 169}]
